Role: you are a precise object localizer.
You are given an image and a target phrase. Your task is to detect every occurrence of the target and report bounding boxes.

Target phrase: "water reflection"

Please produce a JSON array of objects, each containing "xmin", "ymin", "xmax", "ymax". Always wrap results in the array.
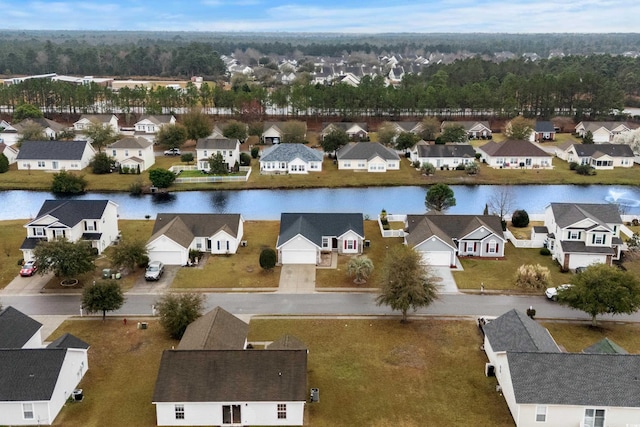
[{"xmin": 210, "ymin": 192, "xmax": 229, "ymax": 211}]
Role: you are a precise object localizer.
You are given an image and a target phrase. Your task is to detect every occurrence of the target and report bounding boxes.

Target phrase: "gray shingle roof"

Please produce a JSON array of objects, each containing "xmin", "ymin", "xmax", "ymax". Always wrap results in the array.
[
  {"xmin": 571, "ymin": 143, "xmax": 634, "ymax": 158},
  {"xmin": 549, "ymin": 203, "xmax": 621, "ymax": 229},
  {"xmin": 108, "ymin": 136, "xmax": 153, "ymax": 149},
  {"xmin": 277, "ymin": 213, "xmax": 364, "ymax": 248},
  {"xmin": 479, "ymin": 139, "xmax": 551, "ymax": 157},
  {"xmin": 196, "ymin": 138, "xmax": 240, "ymax": 150},
  {"xmin": 405, "ymin": 214, "xmax": 504, "ymax": 248},
  {"xmin": 507, "ymin": 352, "xmax": 640, "ymax": 406},
  {"xmin": 583, "ymin": 338, "xmax": 628, "ymax": 354},
  {"xmin": 321, "ymin": 122, "xmax": 368, "ymax": 133},
  {"xmin": 579, "ymin": 121, "xmax": 631, "ymax": 133},
  {"xmin": 153, "ymin": 350, "xmax": 307, "ymax": 402},
  {"xmin": 336, "ymin": 142, "xmax": 399, "ymax": 161},
  {"xmin": 534, "ymin": 121, "xmax": 555, "ymax": 133},
  {"xmin": 483, "ymin": 309, "xmax": 560, "ymax": 353},
  {"xmin": 15, "ymin": 118, "xmax": 67, "ymax": 133},
  {"xmin": 267, "ymin": 335, "xmax": 308, "ymax": 350},
  {"xmin": 0, "ymin": 306, "xmax": 42, "ymax": 349},
  {"xmin": 149, "ymin": 213, "xmax": 242, "ymax": 249},
  {"xmin": 0, "ymin": 349, "xmax": 66, "ymax": 400},
  {"xmin": 178, "ymin": 307, "xmax": 248, "ymax": 350},
  {"xmin": 415, "ymin": 144, "xmax": 476, "ymax": 159},
  {"xmin": 559, "ymin": 241, "xmax": 615, "ymax": 255},
  {"xmin": 47, "ymin": 333, "xmax": 90, "ymax": 350},
  {"xmin": 260, "ymin": 143, "xmax": 323, "ymax": 163},
  {"xmin": 16, "ymin": 140, "xmax": 90, "ymax": 161},
  {"xmin": 137, "ymin": 115, "xmax": 174, "ymax": 125},
  {"xmin": 441, "ymin": 121, "xmax": 490, "ymax": 131},
  {"xmin": 31, "ymin": 199, "xmax": 111, "ymax": 228}
]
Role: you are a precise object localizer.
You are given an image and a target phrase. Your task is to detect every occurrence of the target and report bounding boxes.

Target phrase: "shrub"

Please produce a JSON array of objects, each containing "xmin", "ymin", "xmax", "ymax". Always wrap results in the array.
[
  {"xmin": 575, "ymin": 164, "xmax": 596, "ymax": 175},
  {"xmin": 129, "ymin": 179, "xmax": 143, "ymax": 195},
  {"xmin": 412, "ymin": 160, "xmax": 421, "ymax": 168},
  {"xmin": 240, "ymin": 152, "xmax": 251, "ymax": 166},
  {"xmin": 511, "ymin": 209, "xmax": 530, "ymax": 228},
  {"xmin": 251, "ymin": 146, "xmax": 260, "ymax": 159},
  {"xmin": 465, "ymin": 162, "xmax": 479, "ymax": 175},
  {"xmin": 569, "ymin": 161, "xmax": 578, "ymax": 170},
  {"xmin": 474, "ymin": 153, "xmax": 482, "ymax": 160},
  {"xmin": 456, "ymin": 163, "xmax": 466, "ymax": 170},
  {"xmin": 181, "ymin": 153, "xmax": 194, "ymax": 164},
  {"xmin": 259, "ymin": 248, "xmax": 277, "ymax": 271},
  {"xmin": 51, "ymin": 170, "xmax": 87, "ymax": 194},
  {"xmin": 539, "ymin": 248, "xmax": 551, "ymax": 256},
  {"xmin": 421, "ymin": 162, "xmax": 435, "ymax": 175},
  {"xmin": 0, "ymin": 153, "xmax": 9, "ymax": 173},
  {"xmin": 514, "ymin": 264, "xmax": 551, "ymax": 289}
]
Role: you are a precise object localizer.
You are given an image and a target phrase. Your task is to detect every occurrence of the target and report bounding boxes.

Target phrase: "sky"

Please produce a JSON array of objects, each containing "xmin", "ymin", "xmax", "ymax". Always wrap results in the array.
[{"xmin": 0, "ymin": 0, "xmax": 638, "ymax": 33}]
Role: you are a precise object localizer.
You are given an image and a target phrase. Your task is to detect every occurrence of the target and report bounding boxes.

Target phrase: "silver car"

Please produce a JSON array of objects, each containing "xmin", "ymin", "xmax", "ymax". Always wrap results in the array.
[{"xmin": 145, "ymin": 261, "xmax": 164, "ymax": 281}]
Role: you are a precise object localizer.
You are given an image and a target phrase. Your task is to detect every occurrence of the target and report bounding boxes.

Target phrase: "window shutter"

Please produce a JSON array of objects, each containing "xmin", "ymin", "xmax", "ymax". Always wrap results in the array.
[
  {"xmin": 486, "ymin": 243, "xmax": 489, "ymax": 252},
  {"xmin": 592, "ymin": 234, "xmax": 596, "ymax": 244}
]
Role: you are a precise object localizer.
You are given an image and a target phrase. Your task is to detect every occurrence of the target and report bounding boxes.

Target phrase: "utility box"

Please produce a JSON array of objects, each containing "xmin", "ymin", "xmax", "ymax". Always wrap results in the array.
[
  {"xmin": 102, "ymin": 269, "xmax": 111, "ymax": 279},
  {"xmin": 310, "ymin": 388, "xmax": 319, "ymax": 403}
]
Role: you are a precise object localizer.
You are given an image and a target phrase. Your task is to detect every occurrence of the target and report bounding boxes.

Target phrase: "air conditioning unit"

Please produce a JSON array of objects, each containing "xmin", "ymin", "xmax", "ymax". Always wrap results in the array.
[
  {"xmin": 496, "ymin": 384, "xmax": 502, "ymax": 392},
  {"xmin": 364, "ymin": 240, "xmax": 371, "ymax": 248},
  {"xmin": 240, "ymin": 240, "xmax": 248, "ymax": 247},
  {"xmin": 485, "ymin": 363, "xmax": 495, "ymax": 377}
]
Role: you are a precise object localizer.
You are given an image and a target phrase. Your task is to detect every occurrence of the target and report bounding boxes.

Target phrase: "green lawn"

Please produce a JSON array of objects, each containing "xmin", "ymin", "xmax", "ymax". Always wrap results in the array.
[{"xmin": 0, "ymin": 219, "xmax": 30, "ymax": 287}]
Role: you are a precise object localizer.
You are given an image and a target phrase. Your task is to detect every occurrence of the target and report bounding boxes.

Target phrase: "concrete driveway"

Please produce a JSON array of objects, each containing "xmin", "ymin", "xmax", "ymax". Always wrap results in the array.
[
  {"xmin": 278, "ymin": 265, "xmax": 316, "ymax": 293},
  {"xmin": 432, "ymin": 266, "xmax": 459, "ymax": 294},
  {"xmin": 130, "ymin": 265, "xmax": 180, "ymax": 294}
]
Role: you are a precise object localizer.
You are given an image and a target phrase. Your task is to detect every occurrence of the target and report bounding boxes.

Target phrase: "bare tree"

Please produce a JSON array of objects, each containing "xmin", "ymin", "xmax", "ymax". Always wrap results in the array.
[{"xmin": 487, "ymin": 186, "xmax": 516, "ymax": 221}]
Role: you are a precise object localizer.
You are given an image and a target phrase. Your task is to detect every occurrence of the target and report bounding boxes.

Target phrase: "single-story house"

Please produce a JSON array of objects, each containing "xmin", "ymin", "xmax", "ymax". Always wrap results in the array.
[
  {"xmin": 441, "ymin": 121, "xmax": 492, "ymax": 139},
  {"xmin": 1, "ymin": 118, "xmax": 68, "ymax": 146},
  {"xmin": 404, "ymin": 214, "xmax": 505, "ymax": 266},
  {"xmin": 0, "ymin": 306, "xmax": 43, "ymax": 349},
  {"xmin": 336, "ymin": 142, "xmax": 400, "ymax": 172},
  {"xmin": 529, "ymin": 121, "xmax": 556, "ymax": 142},
  {"xmin": 16, "ymin": 140, "xmax": 96, "ymax": 171},
  {"xmin": 321, "ymin": 122, "xmax": 369, "ymax": 141},
  {"xmin": 409, "ymin": 142, "xmax": 476, "ymax": 169},
  {"xmin": 260, "ymin": 143, "xmax": 323, "ymax": 174},
  {"xmin": 277, "ymin": 213, "xmax": 365, "ymax": 265},
  {"xmin": 561, "ymin": 143, "xmax": 634, "ymax": 169},
  {"xmin": 73, "ymin": 114, "xmax": 119, "ymax": 134},
  {"xmin": 477, "ymin": 139, "xmax": 553, "ymax": 169},
  {"xmin": 20, "ymin": 199, "xmax": 120, "ymax": 261},
  {"xmin": 575, "ymin": 121, "xmax": 634, "ymax": 143},
  {"xmin": 195, "ymin": 138, "xmax": 241, "ymax": 172},
  {"xmin": 262, "ymin": 122, "xmax": 307, "ymax": 145},
  {"xmin": 177, "ymin": 306, "xmax": 249, "ymax": 351},
  {"xmin": 386, "ymin": 121, "xmax": 424, "ymax": 137},
  {"xmin": 107, "ymin": 136, "xmax": 155, "ymax": 172},
  {"xmin": 0, "ymin": 142, "xmax": 19, "ymax": 164},
  {"xmin": 146, "ymin": 213, "xmax": 244, "ymax": 265}
]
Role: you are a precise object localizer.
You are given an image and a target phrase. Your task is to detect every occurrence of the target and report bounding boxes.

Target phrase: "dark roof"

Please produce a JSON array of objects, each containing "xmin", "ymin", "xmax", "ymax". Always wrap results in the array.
[
  {"xmin": 507, "ymin": 352, "xmax": 640, "ymax": 406},
  {"xmin": 337, "ymin": 142, "xmax": 399, "ymax": 161},
  {"xmin": 483, "ymin": 309, "xmax": 560, "ymax": 353},
  {"xmin": 405, "ymin": 214, "xmax": 504, "ymax": 247},
  {"xmin": 415, "ymin": 144, "xmax": 476, "ymax": 159},
  {"xmin": 153, "ymin": 350, "xmax": 308, "ymax": 402},
  {"xmin": 479, "ymin": 139, "xmax": 551, "ymax": 157},
  {"xmin": 16, "ymin": 140, "xmax": 91, "ymax": 161},
  {"xmin": 571, "ymin": 143, "xmax": 634, "ymax": 158},
  {"xmin": 532, "ymin": 226, "xmax": 548, "ymax": 233},
  {"xmin": 31, "ymin": 199, "xmax": 111, "ymax": 228},
  {"xmin": 559, "ymin": 241, "xmax": 615, "ymax": 255},
  {"xmin": 0, "ymin": 349, "xmax": 66, "ymax": 401},
  {"xmin": 277, "ymin": 213, "xmax": 364, "ymax": 248},
  {"xmin": 260, "ymin": 143, "xmax": 323, "ymax": 163},
  {"xmin": 47, "ymin": 333, "xmax": 90, "ymax": 350},
  {"xmin": 196, "ymin": 138, "xmax": 240, "ymax": 150},
  {"xmin": 82, "ymin": 232, "xmax": 102, "ymax": 240},
  {"xmin": 178, "ymin": 307, "xmax": 248, "ymax": 350},
  {"xmin": 534, "ymin": 121, "xmax": 556, "ymax": 133},
  {"xmin": 549, "ymin": 203, "xmax": 621, "ymax": 229},
  {"xmin": 20, "ymin": 237, "xmax": 46, "ymax": 250},
  {"xmin": 267, "ymin": 335, "xmax": 308, "ymax": 350},
  {"xmin": 0, "ymin": 306, "xmax": 42, "ymax": 349},
  {"xmin": 149, "ymin": 213, "xmax": 242, "ymax": 249},
  {"xmin": 583, "ymin": 338, "xmax": 628, "ymax": 355}
]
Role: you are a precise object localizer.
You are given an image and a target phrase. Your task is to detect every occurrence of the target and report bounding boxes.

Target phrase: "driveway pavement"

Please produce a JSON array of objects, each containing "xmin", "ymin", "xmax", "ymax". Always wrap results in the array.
[
  {"xmin": 1, "ymin": 272, "xmax": 54, "ymax": 295},
  {"xmin": 278, "ymin": 265, "xmax": 316, "ymax": 293},
  {"xmin": 129, "ymin": 265, "xmax": 180, "ymax": 294},
  {"xmin": 432, "ymin": 266, "xmax": 459, "ymax": 294}
]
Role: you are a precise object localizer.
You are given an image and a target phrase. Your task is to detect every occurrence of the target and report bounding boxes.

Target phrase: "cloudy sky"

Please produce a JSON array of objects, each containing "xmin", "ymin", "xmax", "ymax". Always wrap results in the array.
[{"xmin": 1, "ymin": 0, "xmax": 637, "ymax": 33}]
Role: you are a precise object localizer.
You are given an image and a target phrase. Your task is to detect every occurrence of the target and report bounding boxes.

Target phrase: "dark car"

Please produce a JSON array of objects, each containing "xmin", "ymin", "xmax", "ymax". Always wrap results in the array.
[
  {"xmin": 145, "ymin": 261, "xmax": 164, "ymax": 281},
  {"xmin": 20, "ymin": 260, "xmax": 38, "ymax": 277}
]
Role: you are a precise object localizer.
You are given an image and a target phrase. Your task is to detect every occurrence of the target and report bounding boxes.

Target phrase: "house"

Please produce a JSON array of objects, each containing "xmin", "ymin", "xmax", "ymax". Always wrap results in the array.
[
  {"xmin": 0, "ymin": 142, "xmax": 19, "ymax": 164},
  {"xmin": 336, "ymin": 142, "xmax": 400, "ymax": 172},
  {"xmin": 561, "ymin": 143, "xmax": 634, "ymax": 169},
  {"xmin": 277, "ymin": 213, "xmax": 364, "ymax": 265},
  {"xmin": 260, "ymin": 143, "xmax": 323, "ymax": 174},
  {"xmin": 16, "ymin": 140, "xmax": 96, "ymax": 171},
  {"xmin": 20, "ymin": 199, "xmax": 120, "ymax": 262},
  {"xmin": 146, "ymin": 213, "xmax": 244, "ymax": 265},
  {"xmin": 409, "ymin": 142, "xmax": 476, "ymax": 169},
  {"xmin": 582, "ymin": 338, "xmax": 628, "ymax": 354},
  {"xmin": 441, "ymin": 121, "xmax": 492, "ymax": 139},
  {"xmin": 73, "ymin": 114, "xmax": 119, "ymax": 134},
  {"xmin": 134, "ymin": 115, "xmax": 176, "ymax": 138},
  {"xmin": 575, "ymin": 121, "xmax": 633, "ymax": 143},
  {"xmin": 477, "ymin": 139, "xmax": 553, "ymax": 169},
  {"xmin": 178, "ymin": 306, "xmax": 248, "ymax": 350},
  {"xmin": 262, "ymin": 122, "xmax": 307, "ymax": 144},
  {"xmin": 107, "ymin": 136, "xmax": 155, "ymax": 172},
  {"xmin": 195, "ymin": 138, "xmax": 241, "ymax": 172},
  {"xmin": 0, "ymin": 118, "xmax": 68, "ymax": 145},
  {"xmin": 209, "ymin": 122, "xmax": 248, "ymax": 141},
  {"xmin": 153, "ymin": 350, "xmax": 307, "ymax": 426},
  {"xmin": 404, "ymin": 214, "xmax": 505, "ymax": 266},
  {"xmin": 321, "ymin": 122, "xmax": 369, "ymax": 141},
  {"xmin": 386, "ymin": 121, "xmax": 424, "ymax": 137},
  {"xmin": 0, "ymin": 306, "xmax": 43, "ymax": 349},
  {"xmin": 530, "ymin": 121, "xmax": 556, "ymax": 142},
  {"xmin": 542, "ymin": 203, "xmax": 623, "ymax": 270},
  {"xmin": 483, "ymin": 309, "xmax": 640, "ymax": 427}
]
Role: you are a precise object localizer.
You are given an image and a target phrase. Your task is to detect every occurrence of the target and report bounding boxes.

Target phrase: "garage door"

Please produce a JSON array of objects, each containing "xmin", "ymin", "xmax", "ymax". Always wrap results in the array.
[
  {"xmin": 421, "ymin": 251, "xmax": 451, "ymax": 266},
  {"xmin": 150, "ymin": 251, "xmax": 185, "ymax": 266},
  {"xmin": 281, "ymin": 249, "xmax": 316, "ymax": 265}
]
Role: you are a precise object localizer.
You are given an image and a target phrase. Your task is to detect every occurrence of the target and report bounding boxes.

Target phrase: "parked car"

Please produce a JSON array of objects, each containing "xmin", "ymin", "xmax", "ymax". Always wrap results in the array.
[
  {"xmin": 575, "ymin": 266, "xmax": 587, "ymax": 274},
  {"xmin": 545, "ymin": 284, "xmax": 573, "ymax": 301},
  {"xmin": 164, "ymin": 148, "xmax": 181, "ymax": 156},
  {"xmin": 19, "ymin": 260, "xmax": 38, "ymax": 277},
  {"xmin": 145, "ymin": 261, "xmax": 165, "ymax": 281}
]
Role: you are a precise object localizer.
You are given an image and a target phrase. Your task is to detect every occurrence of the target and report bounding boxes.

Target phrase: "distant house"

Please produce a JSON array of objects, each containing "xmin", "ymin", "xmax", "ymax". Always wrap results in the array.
[
  {"xmin": 16, "ymin": 140, "xmax": 96, "ymax": 171},
  {"xmin": 146, "ymin": 213, "xmax": 244, "ymax": 265},
  {"xmin": 107, "ymin": 136, "xmax": 155, "ymax": 172},
  {"xmin": 441, "ymin": 121, "xmax": 492, "ymax": 139},
  {"xmin": 195, "ymin": 138, "xmax": 241, "ymax": 172},
  {"xmin": 530, "ymin": 121, "xmax": 556, "ymax": 142},
  {"xmin": 560, "ymin": 143, "xmax": 634, "ymax": 169},
  {"xmin": 20, "ymin": 199, "xmax": 120, "ymax": 262},
  {"xmin": 73, "ymin": 114, "xmax": 119, "ymax": 134},
  {"xmin": 134, "ymin": 115, "xmax": 176, "ymax": 136},
  {"xmin": 178, "ymin": 306, "xmax": 248, "ymax": 351},
  {"xmin": 261, "ymin": 122, "xmax": 307, "ymax": 144},
  {"xmin": 477, "ymin": 139, "xmax": 552, "ymax": 169},
  {"xmin": 386, "ymin": 121, "xmax": 424, "ymax": 138},
  {"xmin": 321, "ymin": 122, "xmax": 369, "ymax": 141},
  {"xmin": 404, "ymin": 214, "xmax": 505, "ymax": 266},
  {"xmin": 0, "ymin": 142, "xmax": 19, "ymax": 164},
  {"xmin": 0, "ymin": 306, "xmax": 43, "ymax": 349},
  {"xmin": 575, "ymin": 121, "xmax": 634, "ymax": 143},
  {"xmin": 260, "ymin": 143, "xmax": 323, "ymax": 174},
  {"xmin": 336, "ymin": 142, "xmax": 400, "ymax": 172},
  {"xmin": 409, "ymin": 142, "xmax": 476, "ymax": 169},
  {"xmin": 209, "ymin": 122, "xmax": 248, "ymax": 141},
  {"xmin": 277, "ymin": 213, "xmax": 365, "ymax": 265},
  {"xmin": 1, "ymin": 118, "xmax": 68, "ymax": 146}
]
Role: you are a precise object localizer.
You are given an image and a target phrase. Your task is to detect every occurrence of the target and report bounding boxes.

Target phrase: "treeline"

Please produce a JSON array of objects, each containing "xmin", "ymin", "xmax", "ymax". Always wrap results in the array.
[{"xmin": 0, "ymin": 55, "xmax": 637, "ymax": 119}]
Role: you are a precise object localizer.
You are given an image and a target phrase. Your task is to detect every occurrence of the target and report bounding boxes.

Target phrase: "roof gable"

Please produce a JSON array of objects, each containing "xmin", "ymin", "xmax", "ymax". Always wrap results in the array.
[
  {"xmin": 149, "ymin": 214, "xmax": 242, "ymax": 248},
  {"xmin": 278, "ymin": 213, "xmax": 364, "ymax": 247},
  {"xmin": 479, "ymin": 139, "xmax": 551, "ymax": 157},
  {"xmin": 0, "ymin": 349, "xmax": 67, "ymax": 401},
  {"xmin": 108, "ymin": 136, "xmax": 153, "ymax": 149},
  {"xmin": 196, "ymin": 138, "xmax": 240, "ymax": 150},
  {"xmin": 28, "ymin": 200, "xmax": 111, "ymax": 228},
  {"xmin": 571, "ymin": 143, "xmax": 634, "ymax": 158},
  {"xmin": 483, "ymin": 309, "xmax": 560, "ymax": 353},
  {"xmin": 337, "ymin": 142, "xmax": 399, "ymax": 161},
  {"xmin": 47, "ymin": 333, "xmax": 90, "ymax": 350},
  {"xmin": 260, "ymin": 143, "xmax": 323, "ymax": 163},
  {"xmin": 550, "ymin": 203, "xmax": 621, "ymax": 229},
  {"xmin": 178, "ymin": 307, "xmax": 248, "ymax": 350},
  {"xmin": 0, "ymin": 306, "xmax": 42, "ymax": 349},
  {"xmin": 405, "ymin": 214, "xmax": 504, "ymax": 247}
]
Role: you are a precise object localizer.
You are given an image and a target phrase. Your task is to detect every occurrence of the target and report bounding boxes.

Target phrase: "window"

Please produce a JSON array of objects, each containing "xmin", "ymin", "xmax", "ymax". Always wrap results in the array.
[
  {"xmin": 228, "ymin": 150, "xmax": 233, "ymax": 156},
  {"xmin": 23, "ymin": 403, "xmax": 34, "ymax": 419},
  {"xmin": 567, "ymin": 230, "xmax": 581, "ymax": 240},
  {"xmin": 592, "ymin": 234, "xmax": 605, "ymax": 245},
  {"xmin": 125, "ymin": 150, "xmax": 129, "ymax": 156},
  {"xmin": 37, "ymin": 161, "xmax": 45, "ymax": 168},
  {"xmin": 138, "ymin": 150, "xmax": 142, "ymax": 156},
  {"xmin": 299, "ymin": 164, "xmax": 305, "ymax": 171},
  {"xmin": 112, "ymin": 149, "xmax": 117, "ymax": 156},
  {"xmin": 277, "ymin": 403, "xmax": 287, "ymax": 420},
  {"xmin": 322, "ymin": 237, "xmax": 330, "ymax": 248},
  {"xmin": 175, "ymin": 404, "xmax": 185, "ymax": 420},
  {"xmin": 34, "ymin": 227, "xmax": 45, "ymax": 236},
  {"xmin": 486, "ymin": 240, "xmax": 498, "ymax": 254},
  {"xmin": 291, "ymin": 165, "xmax": 298, "ymax": 172},
  {"xmin": 535, "ymin": 405, "xmax": 546, "ymax": 422},
  {"xmin": 280, "ymin": 162, "xmax": 286, "ymax": 169},
  {"xmin": 357, "ymin": 162, "xmax": 366, "ymax": 168},
  {"xmin": 222, "ymin": 405, "xmax": 241, "ymax": 424},
  {"xmin": 344, "ymin": 240, "xmax": 356, "ymax": 250},
  {"xmin": 85, "ymin": 221, "xmax": 96, "ymax": 231},
  {"xmin": 203, "ymin": 150, "xmax": 208, "ymax": 157},
  {"xmin": 54, "ymin": 229, "xmax": 65, "ymax": 238},
  {"xmin": 344, "ymin": 161, "xmax": 351, "ymax": 167},
  {"xmin": 583, "ymin": 409, "xmax": 605, "ymax": 427}
]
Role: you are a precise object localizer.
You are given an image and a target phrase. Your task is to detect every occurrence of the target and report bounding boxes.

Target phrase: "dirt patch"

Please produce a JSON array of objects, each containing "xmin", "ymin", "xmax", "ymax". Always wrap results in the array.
[{"xmin": 385, "ymin": 345, "xmax": 426, "ymax": 369}]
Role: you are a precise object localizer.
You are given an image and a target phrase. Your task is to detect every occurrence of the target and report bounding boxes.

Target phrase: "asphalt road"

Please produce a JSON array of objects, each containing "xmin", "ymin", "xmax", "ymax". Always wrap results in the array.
[{"xmin": 4, "ymin": 292, "xmax": 640, "ymax": 323}]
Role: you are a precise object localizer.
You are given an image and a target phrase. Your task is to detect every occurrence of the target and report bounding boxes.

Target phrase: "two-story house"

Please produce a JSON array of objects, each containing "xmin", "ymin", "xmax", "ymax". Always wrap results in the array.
[
  {"xmin": 543, "ymin": 203, "xmax": 623, "ymax": 270},
  {"xmin": 73, "ymin": 114, "xmax": 119, "ymax": 134},
  {"xmin": 20, "ymin": 200, "xmax": 120, "ymax": 261},
  {"xmin": 134, "ymin": 115, "xmax": 176, "ymax": 135},
  {"xmin": 107, "ymin": 136, "xmax": 155, "ymax": 172},
  {"xmin": 195, "ymin": 138, "xmax": 241, "ymax": 172}
]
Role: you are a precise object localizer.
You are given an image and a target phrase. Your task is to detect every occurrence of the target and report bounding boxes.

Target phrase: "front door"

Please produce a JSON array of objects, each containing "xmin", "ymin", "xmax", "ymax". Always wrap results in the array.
[
  {"xmin": 52, "ymin": 161, "xmax": 59, "ymax": 170},
  {"xmin": 222, "ymin": 405, "xmax": 241, "ymax": 424},
  {"xmin": 332, "ymin": 237, "xmax": 338, "ymax": 249}
]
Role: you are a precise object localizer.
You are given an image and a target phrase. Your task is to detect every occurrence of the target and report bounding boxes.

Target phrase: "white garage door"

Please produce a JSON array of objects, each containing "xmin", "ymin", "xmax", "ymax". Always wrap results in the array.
[
  {"xmin": 421, "ymin": 251, "xmax": 451, "ymax": 266},
  {"xmin": 282, "ymin": 250, "xmax": 316, "ymax": 265},
  {"xmin": 569, "ymin": 254, "xmax": 606, "ymax": 270},
  {"xmin": 150, "ymin": 251, "xmax": 185, "ymax": 266}
]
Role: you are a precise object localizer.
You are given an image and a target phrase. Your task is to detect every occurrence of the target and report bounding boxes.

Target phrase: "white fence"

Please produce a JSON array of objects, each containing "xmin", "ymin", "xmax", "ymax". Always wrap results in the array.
[
  {"xmin": 504, "ymin": 230, "xmax": 545, "ymax": 248},
  {"xmin": 172, "ymin": 166, "xmax": 252, "ymax": 183},
  {"xmin": 378, "ymin": 214, "xmax": 407, "ymax": 238}
]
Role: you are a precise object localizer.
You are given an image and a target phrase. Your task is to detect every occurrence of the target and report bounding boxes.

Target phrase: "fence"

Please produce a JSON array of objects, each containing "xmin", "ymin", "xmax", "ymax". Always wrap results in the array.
[
  {"xmin": 173, "ymin": 166, "xmax": 252, "ymax": 183},
  {"xmin": 378, "ymin": 214, "xmax": 407, "ymax": 238},
  {"xmin": 504, "ymin": 230, "xmax": 545, "ymax": 248}
]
